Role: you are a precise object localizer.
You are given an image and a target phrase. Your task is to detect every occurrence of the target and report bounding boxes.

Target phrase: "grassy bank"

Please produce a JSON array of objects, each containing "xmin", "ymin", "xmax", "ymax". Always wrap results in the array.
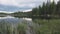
[
  {"xmin": 32, "ymin": 19, "xmax": 60, "ymax": 34},
  {"xmin": 0, "ymin": 19, "xmax": 60, "ymax": 34},
  {"xmin": 0, "ymin": 21, "xmax": 27, "ymax": 34}
]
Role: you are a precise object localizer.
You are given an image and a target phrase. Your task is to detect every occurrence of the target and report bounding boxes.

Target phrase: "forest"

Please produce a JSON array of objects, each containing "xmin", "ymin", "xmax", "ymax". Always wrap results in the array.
[{"xmin": 32, "ymin": 0, "xmax": 60, "ymax": 19}]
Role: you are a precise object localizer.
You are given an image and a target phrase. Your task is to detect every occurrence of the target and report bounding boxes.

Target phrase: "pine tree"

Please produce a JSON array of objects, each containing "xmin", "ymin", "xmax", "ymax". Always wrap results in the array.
[
  {"xmin": 32, "ymin": 8, "xmax": 38, "ymax": 16},
  {"xmin": 56, "ymin": 0, "xmax": 60, "ymax": 15}
]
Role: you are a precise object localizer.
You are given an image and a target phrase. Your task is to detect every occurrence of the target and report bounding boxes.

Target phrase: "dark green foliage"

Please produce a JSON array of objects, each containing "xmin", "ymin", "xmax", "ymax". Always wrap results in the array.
[
  {"xmin": 56, "ymin": 1, "xmax": 60, "ymax": 15},
  {"xmin": 32, "ymin": 8, "xmax": 38, "ymax": 16},
  {"xmin": 32, "ymin": 0, "xmax": 60, "ymax": 19}
]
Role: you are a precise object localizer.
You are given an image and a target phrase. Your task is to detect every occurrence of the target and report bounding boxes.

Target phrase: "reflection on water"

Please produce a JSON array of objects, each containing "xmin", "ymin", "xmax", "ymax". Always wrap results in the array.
[
  {"xmin": 0, "ymin": 16, "xmax": 32, "ymax": 24},
  {"xmin": 0, "ymin": 16, "xmax": 15, "ymax": 19},
  {"xmin": 23, "ymin": 18, "xmax": 32, "ymax": 21},
  {"xmin": 0, "ymin": 16, "xmax": 39, "ymax": 34},
  {"xmin": 0, "ymin": 16, "xmax": 33, "ymax": 34},
  {"xmin": 0, "ymin": 16, "xmax": 59, "ymax": 34}
]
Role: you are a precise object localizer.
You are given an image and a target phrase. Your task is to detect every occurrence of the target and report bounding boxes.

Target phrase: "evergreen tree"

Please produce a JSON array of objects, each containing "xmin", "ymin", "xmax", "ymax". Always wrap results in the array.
[
  {"xmin": 51, "ymin": 0, "xmax": 56, "ymax": 15},
  {"xmin": 39, "ymin": 6, "xmax": 42, "ymax": 15},
  {"xmin": 56, "ymin": 0, "xmax": 60, "ymax": 15},
  {"xmin": 41, "ymin": 2, "xmax": 46, "ymax": 15},
  {"xmin": 31, "ymin": 0, "xmax": 60, "ymax": 19},
  {"xmin": 32, "ymin": 8, "xmax": 38, "ymax": 16}
]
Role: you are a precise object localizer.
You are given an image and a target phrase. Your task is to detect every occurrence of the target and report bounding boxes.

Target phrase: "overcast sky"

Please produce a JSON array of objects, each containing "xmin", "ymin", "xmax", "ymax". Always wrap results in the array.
[
  {"xmin": 0, "ymin": 0, "xmax": 59, "ymax": 7},
  {"xmin": 0, "ymin": 0, "xmax": 59, "ymax": 11}
]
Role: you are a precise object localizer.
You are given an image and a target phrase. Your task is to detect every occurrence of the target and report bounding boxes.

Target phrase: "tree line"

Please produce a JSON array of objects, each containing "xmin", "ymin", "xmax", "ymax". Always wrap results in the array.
[{"xmin": 32, "ymin": 0, "xmax": 60, "ymax": 19}]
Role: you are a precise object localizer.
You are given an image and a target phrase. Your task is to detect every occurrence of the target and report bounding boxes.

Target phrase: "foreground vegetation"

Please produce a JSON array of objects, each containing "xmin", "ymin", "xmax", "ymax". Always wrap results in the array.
[
  {"xmin": 32, "ymin": 19, "xmax": 60, "ymax": 34},
  {"xmin": 0, "ymin": 21, "xmax": 27, "ymax": 34},
  {"xmin": 0, "ymin": 19, "xmax": 60, "ymax": 34}
]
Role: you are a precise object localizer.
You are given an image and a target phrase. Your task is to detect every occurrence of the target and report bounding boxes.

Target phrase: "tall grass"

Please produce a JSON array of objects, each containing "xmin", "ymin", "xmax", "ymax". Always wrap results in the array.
[
  {"xmin": 32, "ymin": 19, "xmax": 60, "ymax": 34},
  {"xmin": 0, "ymin": 19, "xmax": 60, "ymax": 34},
  {"xmin": 0, "ymin": 20, "xmax": 27, "ymax": 34}
]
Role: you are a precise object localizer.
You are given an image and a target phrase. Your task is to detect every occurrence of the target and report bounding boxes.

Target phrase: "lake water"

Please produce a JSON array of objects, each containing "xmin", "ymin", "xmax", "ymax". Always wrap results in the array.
[
  {"xmin": 0, "ymin": 16, "xmax": 32, "ymax": 24},
  {"xmin": 0, "ymin": 16, "xmax": 38, "ymax": 34},
  {"xmin": 0, "ymin": 16, "xmax": 59, "ymax": 34}
]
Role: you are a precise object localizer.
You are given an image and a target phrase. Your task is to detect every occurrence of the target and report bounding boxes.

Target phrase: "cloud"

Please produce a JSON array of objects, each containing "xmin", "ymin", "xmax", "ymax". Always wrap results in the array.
[
  {"xmin": 0, "ymin": 0, "xmax": 59, "ymax": 10},
  {"xmin": 0, "ymin": 0, "xmax": 18, "ymax": 6},
  {"xmin": 0, "ymin": 0, "xmax": 47, "ymax": 8}
]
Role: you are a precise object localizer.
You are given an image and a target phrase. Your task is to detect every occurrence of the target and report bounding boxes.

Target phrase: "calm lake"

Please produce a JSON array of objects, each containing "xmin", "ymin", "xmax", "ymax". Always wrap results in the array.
[
  {"xmin": 0, "ymin": 16, "xmax": 32, "ymax": 23},
  {"xmin": 0, "ymin": 16, "xmax": 38, "ymax": 34}
]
